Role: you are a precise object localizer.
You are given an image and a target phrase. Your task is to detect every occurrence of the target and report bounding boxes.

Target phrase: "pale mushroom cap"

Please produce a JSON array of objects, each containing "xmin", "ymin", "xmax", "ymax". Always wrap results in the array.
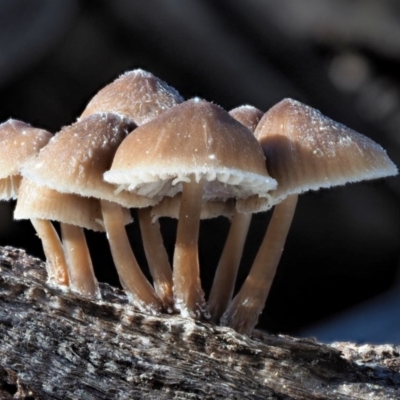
[
  {"xmin": 104, "ymin": 98, "xmax": 277, "ymax": 207},
  {"xmin": 255, "ymin": 98, "xmax": 398, "ymax": 205},
  {"xmin": 0, "ymin": 119, "xmax": 52, "ymax": 199},
  {"xmin": 14, "ymin": 179, "xmax": 117, "ymax": 232},
  {"xmin": 0, "ymin": 119, "xmax": 52, "ymax": 179},
  {"xmin": 22, "ymin": 113, "xmax": 157, "ymax": 209},
  {"xmin": 80, "ymin": 69, "xmax": 184, "ymax": 125},
  {"xmin": 229, "ymin": 105, "xmax": 264, "ymax": 133},
  {"xmin": 151, "ymin": 193, "xmax": 235, "ymax": 221}
]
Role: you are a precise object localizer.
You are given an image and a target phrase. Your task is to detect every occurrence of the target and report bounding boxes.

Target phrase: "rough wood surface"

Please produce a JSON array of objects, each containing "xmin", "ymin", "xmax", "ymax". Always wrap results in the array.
[{"xmin": 0, "ymin": 246, "xmax": 399, "ymax": 399}]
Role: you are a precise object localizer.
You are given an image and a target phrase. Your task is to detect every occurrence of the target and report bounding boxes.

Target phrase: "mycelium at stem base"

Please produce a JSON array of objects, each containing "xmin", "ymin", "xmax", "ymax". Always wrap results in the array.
[
  {"xmin": 101, "ymin": 199, "xmax": 163, "ymax": 314},
  {"xmin": 208, "ymin": 211, "xmax": 252, "ymax": 323},
  {"xmin": 138, "ymin": 207, "xmax": 174, "ymax": 312},
  {"xmin": 30, "ymin": 218, "xmax": 69, "ymax": 286},
  {"xmin": 60, "ymin": 223, "xmax": 100, "ymax": 299},
  {"xmin": 173, "ymin": 178, "xmax": 208, "ymax": 319},
  {"xmin": 221, "ymin": 194, "xmax": 298, "ymax": 335}
]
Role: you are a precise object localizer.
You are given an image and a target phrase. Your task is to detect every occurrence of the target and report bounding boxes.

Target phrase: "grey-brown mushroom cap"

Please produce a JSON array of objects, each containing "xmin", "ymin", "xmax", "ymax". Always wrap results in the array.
[
  {"xmin": 22, "ymin": 113, "xmax": 157, "ymax": 209},
  {"xmin": 0, "ymin": 119, "xmax": 53, "ymax": 179},
  {"xmin": 229, "ymin": 105, "xmax": 264, "ymax": 133},
  {"xmin": 0, "ymin": 119, "xmax": 52, "ymax": 199},
  {"xmin": 104, "ymin": 98, "xmax": 277, "ymax": 209},
  {"xmin": 255, "ymin": 98, "xmax": 398, "ymax": 205},
  {"xmin": 80, "ymin": 69, "xmax": 184, "ymax": 125}
]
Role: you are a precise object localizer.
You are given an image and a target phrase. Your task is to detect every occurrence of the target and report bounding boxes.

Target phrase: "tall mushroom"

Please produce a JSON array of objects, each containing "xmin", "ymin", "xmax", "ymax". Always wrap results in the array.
[
  {"xmin": 208, "ymin": 105, "xmax": 264, "ymax": 322},
  {"xmin": 104, "ymin": 98, "xmax": 277, "ymax": 319},
  {"xmin": 22, "ymin": 112, "xmax": 163, "ymax": 312},
  {"xmin": 15, "ymin": 179, "xmax": 105, "ymax": 294},
  {"xmin": 222, "ymin": 98, "xmax": 398, "ymax": 335},
  {"xmin": 80, "ymin": 68, "xmax": 184, "ymax": 309},
  {"xmin": 0, "ymin": 119, "xmax": 69, "ymax": 286}
]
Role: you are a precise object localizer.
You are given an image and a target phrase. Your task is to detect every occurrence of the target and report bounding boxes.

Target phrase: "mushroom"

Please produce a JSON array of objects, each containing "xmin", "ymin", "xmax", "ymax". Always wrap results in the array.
[
  {"xmin": 221, "ymin": 98, "xmax": 398, "ymax": 335},
  {"xmin": 104, "ymin": 98, "xmax": 277, "ymax": 319},
  {"xmin": 0, "ymin": 119, "xmax": 69, "ymax": 286},
  {"xmin": 208, "ymin": 105, "xmax": 264, "ymax": 322},
  {"xmin": 22, "ymin": 112, "xmax": 163, "ymax": 312},
  {"xmin": 14, "ymin": 178, "xmax": 106, "ymax": 294},
  {"xmin": 80, "ymin": 68, "xmax": 184, "ymax": 310}
]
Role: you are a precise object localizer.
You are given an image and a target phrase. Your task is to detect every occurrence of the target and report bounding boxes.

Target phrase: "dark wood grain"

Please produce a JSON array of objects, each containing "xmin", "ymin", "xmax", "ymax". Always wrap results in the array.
[{"xmin": 0, "ymin": 246, "xmax": 399, "ymax": 399}]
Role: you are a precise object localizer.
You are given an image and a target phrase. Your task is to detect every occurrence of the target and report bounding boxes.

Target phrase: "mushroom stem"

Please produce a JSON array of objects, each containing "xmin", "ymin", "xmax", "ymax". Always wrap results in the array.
[
  {"xmin": 100, "ymin": 200, "xmax": 163, "ymax": 313},
  {"xmin": 221, "ymin": 194, "xmax": 298, "ymax": 335},
  {"xmin": 137, "ymin": 207, "xmax": 174, "ymax": 311},
  {"xmin": 208, "ymin": 211, "xmax": 252, "ymax": 323},
  {"xmin": 31, "ymin": 218, "xmax": 69, "ymax": 286},
  {"xmin": 60, "ymin": 223, "xmax": 100, "ymax": 298},
  {"xmin": 173, "ymin": 177, "xmax": 208, "ymax": 319}
]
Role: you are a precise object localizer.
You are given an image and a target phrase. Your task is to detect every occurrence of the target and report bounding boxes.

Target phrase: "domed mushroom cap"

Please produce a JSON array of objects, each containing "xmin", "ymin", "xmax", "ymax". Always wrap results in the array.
[
  {"xmin": 22, "ymin": 113, "xmax": 157, "ymax": 209},
  {"xmin": 229, "ymin": 105, "xmax": 264, "ymax": 133},
  {"xmin": 0, "ymin": 119, "xmax": 52, "ymax": 199},
  {"xmin": 104, "ymin": 98, "xmax": 277, "ymax": 207},
  {"xmin": 255, "ymin": 98, "xmax": 398, "ymax": 205},
  {"xmin": 80, "ymin": 69, "xmax": 184, "ymax": 125}
]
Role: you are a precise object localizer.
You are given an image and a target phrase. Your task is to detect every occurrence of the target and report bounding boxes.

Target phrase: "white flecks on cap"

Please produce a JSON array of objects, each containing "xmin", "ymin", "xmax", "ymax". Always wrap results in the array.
[{"xmin": 255, "ymin": 98, "xmax": 398, "ymax": 205}]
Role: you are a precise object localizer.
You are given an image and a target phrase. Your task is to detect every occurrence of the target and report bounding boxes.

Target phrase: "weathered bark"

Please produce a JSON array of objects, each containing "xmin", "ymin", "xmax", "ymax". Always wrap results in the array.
[{"xmin": 0, "ymin": 246, "xmax": 399, "ymax": 399}]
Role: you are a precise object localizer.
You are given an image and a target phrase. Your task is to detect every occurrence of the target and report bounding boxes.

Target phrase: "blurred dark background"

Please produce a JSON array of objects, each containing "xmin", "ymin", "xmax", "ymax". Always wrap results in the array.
[{"xmin": 1, "ymin": 0, "xmax": 400, "ymax": 342}]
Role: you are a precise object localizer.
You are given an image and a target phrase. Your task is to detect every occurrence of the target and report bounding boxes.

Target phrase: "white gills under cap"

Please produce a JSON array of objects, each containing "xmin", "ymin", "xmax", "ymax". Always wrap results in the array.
[
  {"xmin": 80, "ymin": 69, "xmax": 184, "ymax": 125},
  {"xmin": 104, "ymin": 98, "xmax": 277, "ymax": 206},
  {"xmin": 255, "ymin": 98, "xmax": 398, "ymax": 206},
  {"xmin": 22, "ymin": 113, "xmax": 157, "ymax": 209},
  {"xmin": 0, "ymin": 119, "xmax": 52, "ymax": 200}
]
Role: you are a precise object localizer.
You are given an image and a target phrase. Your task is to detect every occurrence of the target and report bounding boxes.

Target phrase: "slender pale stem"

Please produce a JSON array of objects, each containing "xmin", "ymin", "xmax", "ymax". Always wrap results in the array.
[
  {"xmin": 31, "ymin": 218, "xmax": 69, "ymax": 286},
  {"xmin": 138, "ymin": 207, "xmax": 174, "ymax": 311},
  {"xmin": 61, "ymin": 223, "xmax": 100, "ymax": 299},
  {"xmin": 101, "ymin": 200, "xmax": 163, "ymax": 313},
  {"xmin": 208, "ymin": 211, "xmax": 252, "ymax": 323},
  {"xmin": 173, "ymin": 178, "xmax": 208, "ymax": 319},
  {"xmin": 222, "ymin": 194, "xmax": 298, "ymax": 335}
]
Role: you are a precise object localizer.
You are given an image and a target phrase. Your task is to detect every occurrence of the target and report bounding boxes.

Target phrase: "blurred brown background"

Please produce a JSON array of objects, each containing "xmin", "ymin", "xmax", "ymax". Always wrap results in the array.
[{"xmin": 1, "ymin": 0, "xmax": 400, "ymax": 341}]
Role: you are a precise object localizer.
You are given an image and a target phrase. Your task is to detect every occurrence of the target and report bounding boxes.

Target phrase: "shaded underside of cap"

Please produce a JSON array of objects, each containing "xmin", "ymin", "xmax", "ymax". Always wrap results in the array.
[
  {"xmin": 14, "ymin": 179, "xmax": 132, "ymax": 231},
  {"xmin": 255, "ymin": 98, "xmax": 398, "ymax": 205},
  {"xmin": 0, "ymin": 175, "xmax": 22, "ymax": 200},
  {"xmin": 22, "ymin": 113, "xmax": 156, "ymax": 209},
  {"xmin": 104, "ymin": 99, "xmax": 277, "ymax": 209},
  {"xmin": 80, "ymin": 69, "xmax": 184, "ymax": 125},
  {"xmin": 151, "ymin": 193, "xmax": 235, "ymax": 220},
  {"xmin": 0, "ymin": 119, "xmax": 52, "ymax": 179}
]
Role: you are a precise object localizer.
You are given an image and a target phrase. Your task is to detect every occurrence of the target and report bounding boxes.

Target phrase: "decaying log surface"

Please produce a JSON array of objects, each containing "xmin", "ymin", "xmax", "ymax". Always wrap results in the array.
[{"xmin": 0, "ymin": 246, "xmax": 399, "ymax": 399}]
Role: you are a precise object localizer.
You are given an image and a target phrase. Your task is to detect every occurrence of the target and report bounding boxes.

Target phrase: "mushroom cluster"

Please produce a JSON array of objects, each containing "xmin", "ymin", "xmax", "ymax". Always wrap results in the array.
[{"xmin": 2, "ymin": 69, "xmax": 398, "ymax": 335}]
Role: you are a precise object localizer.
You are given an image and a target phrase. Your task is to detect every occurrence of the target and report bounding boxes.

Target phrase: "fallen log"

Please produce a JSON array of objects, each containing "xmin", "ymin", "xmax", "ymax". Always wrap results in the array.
[{"xmin": 0, "ymin": 246, "xmax": 399, "ymax": 399}]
